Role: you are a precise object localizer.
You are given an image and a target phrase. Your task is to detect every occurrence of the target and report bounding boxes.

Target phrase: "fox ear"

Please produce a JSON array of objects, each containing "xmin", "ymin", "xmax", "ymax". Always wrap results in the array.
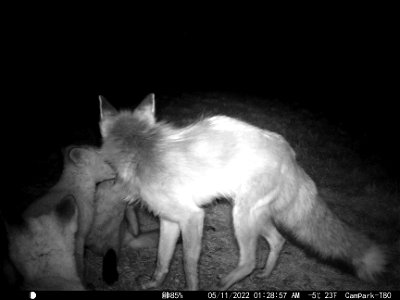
[
  {"xmin": 133, "ymin": 93, "xmax": 156, "ymax": 125},
  {"xmin": 99, "ymin": 95, "xmax": 118, "ymax": 137},
  {"xmin": 99, "ymin": 95, "xmax": 117, "ymax": 119},
  {"xmin": 67, "ymin": 146, "xmax": 92, "ymax": 166}
]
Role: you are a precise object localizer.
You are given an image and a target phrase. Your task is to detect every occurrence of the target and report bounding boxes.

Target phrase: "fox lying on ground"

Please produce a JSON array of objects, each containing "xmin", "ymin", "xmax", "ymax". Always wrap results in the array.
[
  {"xmin": 4, "ymin": 146, "xmax": 158, "ymax": 289},
  {"xmin": 99, "ymin": 94, "xmax": 387, "ymax": 290},
  {"xmin": 5, "ymin": 195, "xmax": 85, "ymax": 290},
  {"xmin": 3, "ymin": 146, "xmax": 115, "ymax": 289}
]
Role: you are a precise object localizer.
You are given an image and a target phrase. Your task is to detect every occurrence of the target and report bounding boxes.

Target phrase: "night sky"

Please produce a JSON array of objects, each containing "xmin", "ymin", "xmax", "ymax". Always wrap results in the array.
[{"xmin": 5, "ymin": 15, "xmax": 398, "ymax": 178}]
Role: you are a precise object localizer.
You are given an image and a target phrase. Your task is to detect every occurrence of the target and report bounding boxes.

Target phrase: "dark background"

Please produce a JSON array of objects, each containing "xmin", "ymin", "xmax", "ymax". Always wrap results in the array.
[
  {"xmin": 4, "ymin": 11, "xmax": 398, "ymax": 179},
  {"xmin": 2, "ymin": 9, "xmax": 399, "ymax": 291}
]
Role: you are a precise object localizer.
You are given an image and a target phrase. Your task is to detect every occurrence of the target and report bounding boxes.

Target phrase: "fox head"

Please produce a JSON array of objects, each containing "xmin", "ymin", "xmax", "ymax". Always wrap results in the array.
[
  {"xmin": 63, "ymin": 146, "xmax": 116, "ymax": 182},
  {"xmin": 99, "ymin": 93, "xmax": 156, "ymax": 139},
  {"xmin": 97, "ymin": 94, "xmax": 159, "ymax": 189}
]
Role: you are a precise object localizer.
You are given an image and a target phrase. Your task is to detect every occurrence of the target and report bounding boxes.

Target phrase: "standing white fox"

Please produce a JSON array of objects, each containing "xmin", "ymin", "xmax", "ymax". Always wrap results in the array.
[{"xmin": 99, "ymin": 94, "xmax": 387, "ymax": 290}]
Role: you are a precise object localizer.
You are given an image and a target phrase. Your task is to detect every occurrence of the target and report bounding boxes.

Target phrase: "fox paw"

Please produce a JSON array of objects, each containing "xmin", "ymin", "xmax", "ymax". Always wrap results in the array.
[
  {"xmin": 254, "ymin": 268, "xmax": 272, "ymax": 279},
  {"xmin": 216, "ymin": 275, "xmax": 230, "ymax": 291},
  {"xmin": 136, "ymin": 274, "xmax": 161, "ymax": 290}
]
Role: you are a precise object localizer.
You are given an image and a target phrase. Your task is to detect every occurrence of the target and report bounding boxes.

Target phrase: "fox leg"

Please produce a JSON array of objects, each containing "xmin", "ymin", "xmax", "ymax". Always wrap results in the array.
[
  {"xmin": 75, "ymin": 236, "xmax": 86, "ymax": 283},
  {"xmin": 180, "ymin": 208, "xmax": 205, "ymax": 290},
  {"xmin": 123, "ymin": 228, "xmax": 159, "ymax": 249},
  {"xmin": 219, "ymin": 205, "xmax": 258, "ymax": 290},
  {"xmin": 125, "ymin": 203, "xmax": 139, "ymax": 236},
  {"xmin": 256, "ymin": 222, "xmax": 285, "ymax": 278},
  {"xmin": 140, "ymin": 218, "xmax": 180, "ymax": 290}
]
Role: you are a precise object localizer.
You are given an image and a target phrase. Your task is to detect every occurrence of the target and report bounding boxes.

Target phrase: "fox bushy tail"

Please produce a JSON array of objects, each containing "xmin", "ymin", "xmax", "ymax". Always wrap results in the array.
[{"xmin": 275, "ymin": 172, "xmax": 386, "ymax": 282}]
